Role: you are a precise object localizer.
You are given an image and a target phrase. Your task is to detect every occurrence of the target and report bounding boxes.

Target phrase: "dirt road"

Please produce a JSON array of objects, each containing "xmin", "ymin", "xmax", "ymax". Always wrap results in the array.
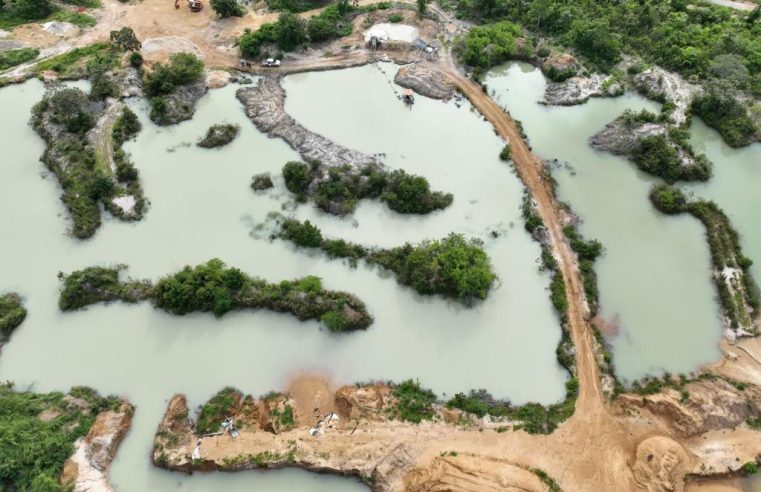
[{"xmin": 440, "ymin": 67, "xmax": 603, "ymax": 410}]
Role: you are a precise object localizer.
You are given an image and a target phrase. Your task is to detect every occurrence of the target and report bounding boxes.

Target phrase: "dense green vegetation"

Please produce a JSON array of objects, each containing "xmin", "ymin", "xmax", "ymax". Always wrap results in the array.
[
  {"xmin": 455, "ymin": 21, "xmax": 525, "ymax": 69},
  {"xmin": 454, "ymin": 0, "xmax": 761, "ymax": 81},
  {"xmin": 60, "ymin": 260, "xmax": 373, "ymax": 331},
  {"xmin": 238, "ymin": 5, "xmax": 353, "ymax": 58},
  {"xmin": 631, "ymin": 134, "xmax": 712, "ymax": 182},
  {"xmin": 197, "ymin": 123, "xmax": 240, "ymax": 148},
  {"xmin": 446, "ymin": 377, "xmax": 578, "ymax": 434},
  {"xmin": 144, "ymin": 53, "xmax": 205, "ymax": 125},
  {"xmin": 0, "ymin": 383, "xmax": 122, "ymax": 491},
  {"xmin": 251, "ymin": 173, "xmax": 274, "ymax": 191},
  {"xmin": 650, "ymin": 184, "xmax": 760, "ymax": 330},
  {"xmin": 692, "ymin": 82, "xmax": 759, "ymax": 147},
  {"xmin": 32, "ymin": 86, "xmax": 102, "ymax": 238},
  {"xmin": 196, "ymin": 387, "xmax": 241, "ymax": 434},
  {"xmin": 370, "ymin": 234, "xmax": 497, "ymax": 303},
  {"xmin": 31, "ymin": 64, "xmax": 147, "ymax": 238},
  {"xmin": 0, "ymin": 47, "xmax": 39, "ymax": 70},
  {"xmin": 282, "ymin": 161, "xmax": 453, "ymax": 215},
  {"xmin": 210, "ymin": 0, "xmax": 245, "ymax": 17},
  {"xmin": 276, "ymin": 218, "xmax": 497, "ymax": 304},
  {"xmin": 58, "ymin": 266, "xmax": 151, "ymax": 310},
  {"xmin": 0, "ymin": 0, "xmax": 54, "ymax": 29},
  {"xmin": 0, "ymin": 293, "xmax": 26, "ymax": 342},
  {"xmin": 390, "ymin": 379, "xmax": 437, "ymax": 423}
]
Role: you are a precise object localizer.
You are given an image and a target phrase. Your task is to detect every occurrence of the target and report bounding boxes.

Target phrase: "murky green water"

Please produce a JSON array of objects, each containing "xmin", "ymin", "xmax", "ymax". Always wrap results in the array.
[
  {"xmin": 0, "ymin": 66, "xmax": 566, "ymax": 491},
  {"xmin": 484, "ymin": 62, "xmax": 724, "ymax": 382}
]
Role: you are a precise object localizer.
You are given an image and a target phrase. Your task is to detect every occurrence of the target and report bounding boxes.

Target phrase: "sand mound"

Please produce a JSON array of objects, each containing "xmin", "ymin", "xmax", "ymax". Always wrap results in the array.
[
  {"xmin": 142, "ymin": 36, "xmax": 203, "ymax": 62},
  {"xmin": 631, "ymin": 436, "xmax": 690, "ymax": 492},
  {"xmin": 41, "ymin": 21, "xmax": 78, "ymax": 36}
]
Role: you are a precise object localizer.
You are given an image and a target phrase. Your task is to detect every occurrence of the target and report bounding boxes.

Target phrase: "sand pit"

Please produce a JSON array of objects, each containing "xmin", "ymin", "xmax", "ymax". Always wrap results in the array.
[{"xmin": 364, "ymin": 23, "xmax": 419, "ymax": 43}]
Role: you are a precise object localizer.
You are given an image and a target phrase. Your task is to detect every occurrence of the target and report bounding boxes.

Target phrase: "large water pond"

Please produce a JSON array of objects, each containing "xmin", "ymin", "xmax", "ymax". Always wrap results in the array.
[
  {"xmin": 484, "ymin": 62, "xmax": 724, "ymax": 382},
  {"xmin": 0, "ymin": 64, "xmax": 566, "ymax": 491}
]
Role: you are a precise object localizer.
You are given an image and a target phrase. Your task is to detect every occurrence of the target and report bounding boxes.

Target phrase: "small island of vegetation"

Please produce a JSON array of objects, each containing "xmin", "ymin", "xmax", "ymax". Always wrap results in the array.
[
  {"xmin": 0, "ymin": 293, "xmax": 27, "ymax": 347},
  {"xmin": 273, "ymin": 217, "xmax": 496, "ymax": 304},
  {"xmin": 197, "ymin": 123, "xmax": 240, "ymax": 148},
  {"xmin": 282, "ymin": 161, "xmax": 453, "ymax": 216},
  {"xmin": 59, "ymin": 259, "xmax": 373, "ymax": 332}
]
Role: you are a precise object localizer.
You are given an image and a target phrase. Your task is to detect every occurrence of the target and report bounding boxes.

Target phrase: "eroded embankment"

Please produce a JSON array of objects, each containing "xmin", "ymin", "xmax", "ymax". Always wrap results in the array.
[
  {"xmin": 152, "ymin": 370, "xmax": 761, "ymax": 492},
  {"xmin": 237, "ymin": 76, "xmax": 377, "ymax": 169}
]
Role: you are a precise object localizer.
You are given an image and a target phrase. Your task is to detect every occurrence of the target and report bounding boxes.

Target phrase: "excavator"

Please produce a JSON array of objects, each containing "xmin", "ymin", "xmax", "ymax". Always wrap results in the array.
[{"xmin": 188, "ymin": 0, "xmax": 203, "ymax": 12}]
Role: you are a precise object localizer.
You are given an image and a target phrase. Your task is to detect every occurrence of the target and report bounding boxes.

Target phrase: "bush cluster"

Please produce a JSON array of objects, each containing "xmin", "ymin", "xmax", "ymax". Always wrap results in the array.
[
  {"xmin": 0, "ymin": 293, "xmax": 26, "ymax": 340},
  {"xmin": 692, "ymin": 83, "xmax": 759, "ymax": 147},
  {"xmin": 276, "ymin": 218, "xmax": 497, "ymax": 304},
  {"xmin": 239, "ymin": 7, "xmax": 352, "ymax": 58},
  {"xmin": 58, "ymin": 266, "xmax": 150, "ymax": 310},
  {"xmin": 210, "ymin": 0, "xmax": 244, "ymax": 17},
  {"xmin": 631, "ymin": 134, "xmax": 711, "ymax": 183},
  {"xmin": 144, "ymin": 52, "xmax": 204, "ymax": 98},
  {"xmin": 371, "ymin": 234, "xmax": 497, "ymax": 303},
  {"xmin": 455, "ymin": 21, "xmax": 523, "ymax": 68},
  {"xmin": 197, "ymin": 123, "xmax": 240, "ymax": 148},
  {"xmin": 446, "ymin": 378, "xmax": 579, "ymax": 434},
  {"xmin": 282, "ymin": 161, "xmax": 453, "ymax": 216}
]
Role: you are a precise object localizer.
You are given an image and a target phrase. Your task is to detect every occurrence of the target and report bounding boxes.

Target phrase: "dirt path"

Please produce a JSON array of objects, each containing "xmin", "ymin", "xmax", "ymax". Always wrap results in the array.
[
  {"xmin": 439, "ymin": 65, "xmax": 603, "ymax": 411},
  {"xmin": 704, "ymin": 0, "xmax": 757, "ymax": 11}
]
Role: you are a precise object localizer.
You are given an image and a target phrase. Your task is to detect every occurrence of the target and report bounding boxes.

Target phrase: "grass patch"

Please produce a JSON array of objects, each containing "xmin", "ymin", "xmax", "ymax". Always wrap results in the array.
[
  {"xmin": 197, "ymin": 123, "xmax": 240, "ymax": 148},
  {"xmin": 0, "ymin": 48, "xmax": 39, "ymax": 71}
]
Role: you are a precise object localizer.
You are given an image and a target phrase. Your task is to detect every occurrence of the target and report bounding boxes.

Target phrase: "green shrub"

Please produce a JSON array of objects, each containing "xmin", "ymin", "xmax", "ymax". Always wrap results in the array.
[
  {"xmin": 743, "ymin": 461, "xmax": 759, "ymax": 475},
  {"xmin": 210, "ymin": 0, "xmax": 245, "ymax": 17},
  {"xmin": 649, "ymin": 184, "xmax": 687, "ymax": 215},
  {"xmin": 388, "ymin": 13, "xmax": 402, "ymax": 22},
  {"xmin": 0, "ymin": 293, "xmax": 26, "ymax": 339},
  {"xmin": 391, "ymin": 380, "xmax": 436, "ymax": 423},
  {"xmin": 370, "ymin": 233, "xmax": 497, "ymax": 303},
  {"xmin": 381, "ymin": 170, "xmax": 453, "ymax": 214},
  {"xmin": 109, "ymin": 27, "xmax": 140, "ymax": 52},
  {"xmin": 197, "ymin": 123, "xmax": 240, "ymax": 148},
  {"xmin": 632, "ymin": 135, "xmax": 711, "ymax": 182},
  {"xmin": 112, "ymin": 107, "xmax": 141, "ymax": 144},
  {"xmin": 280, "ymin": 218, "xmax": 323, "ymax": 247},
  {"xmin": 277, "ymin": 11, "xmax": 307, "ymax": 51},
  {"xmin": 282, "ymin": 161, "xmax": 312, "ymax": 194},
  {"xmin": 144, "ymin": 52, "xmax": 203, "ymax": 97},
  {"xmin": 129, "ymin": 51, "xmax": 143, "ymax": 68},
  {"xmin": 692, "ymin": 84, "xmax": 759, "ymax": 147},
  {"xmin": 456, "ymin": 21, "xmax": 522, "ymax": 68},
  {"xmin": 499, "ymin": 144, "xmax": 511, "ymax": 161}
]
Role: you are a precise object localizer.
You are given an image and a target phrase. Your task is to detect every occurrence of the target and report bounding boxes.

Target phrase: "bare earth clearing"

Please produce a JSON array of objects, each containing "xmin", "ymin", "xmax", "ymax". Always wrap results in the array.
[{"xmin": 4, "ymin": 1, "xmax": 761, "ymax": 491}]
